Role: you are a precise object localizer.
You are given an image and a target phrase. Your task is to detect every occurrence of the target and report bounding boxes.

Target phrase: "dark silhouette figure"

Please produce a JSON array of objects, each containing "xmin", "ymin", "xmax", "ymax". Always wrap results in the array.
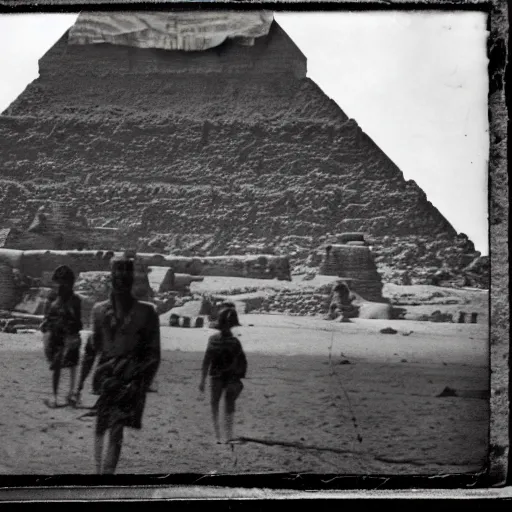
[
  {"xmin": 75, "ymin": 258, "xmax": 161, "ymax": 474},
  {"xmin": 199, "ymin": 306, "xmax": 247, "ymax": 443},
  {"xmin": 40, "ymin": 265, "xmax": 83, "ymax": 408}
]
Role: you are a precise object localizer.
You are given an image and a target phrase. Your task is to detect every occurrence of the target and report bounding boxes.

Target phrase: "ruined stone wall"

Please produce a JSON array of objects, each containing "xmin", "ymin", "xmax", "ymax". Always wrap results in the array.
[
  {"xmin": 0, "ymin": 249, "xmax": 291, "ymax": 282},
  {"xmin": 167, "ymin": 255, "xmax": 291, "ymax": 280}
]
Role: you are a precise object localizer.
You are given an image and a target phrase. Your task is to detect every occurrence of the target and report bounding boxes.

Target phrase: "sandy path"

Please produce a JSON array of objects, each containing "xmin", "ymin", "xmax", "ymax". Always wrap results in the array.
[
  {"xmin": 0, "ymin": 314, "xmax": 488, "ymax": 475},
  {"xmin": 157, "ymin": 314, "xmax": 488, "ymax": 367},
  {"xmin": 5, "ymin": 314, "xmax": 488, "ymax": 367}
]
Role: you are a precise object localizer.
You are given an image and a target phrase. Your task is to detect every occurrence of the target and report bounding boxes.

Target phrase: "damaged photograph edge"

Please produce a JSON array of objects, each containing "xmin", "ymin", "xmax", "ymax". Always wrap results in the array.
[{"xmin": 0, "ymin": 0, "xmax": 508, "ymax": 501}]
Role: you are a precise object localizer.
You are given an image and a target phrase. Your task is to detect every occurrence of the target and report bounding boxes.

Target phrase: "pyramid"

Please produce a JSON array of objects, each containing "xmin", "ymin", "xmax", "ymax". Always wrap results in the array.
[{"xmin": 0, "ymin": 12, "xmax": 482, "ymax": 285}]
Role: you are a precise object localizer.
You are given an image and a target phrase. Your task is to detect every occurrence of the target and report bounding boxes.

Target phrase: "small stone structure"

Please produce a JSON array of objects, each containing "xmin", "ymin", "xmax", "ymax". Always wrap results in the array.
[
  {"xmin": 357, "ymin": 301, "xmax": 393, "ymax": 320},
  {"xmin": 163, "ymin": 254, "xmax": 291, "ymax": 281},
  {"xmin": 457, "ymin": 311, "xmax": 479, "ymax": 324},
  {"xmin": 25, "ymin": 202, "xmax": 89, "ymax": 250},
  {"xmin": 148, "ymin": 267, "xmax": 176, "ymax": 293},
  {"xmin": 168, "ymin": 297, "xmax": 214, "ymax": 328},
  {"xmin": 336, "ymin": 233, "xmax": 367, "ymax": 245},
  {"xmin": 318, "ymin": 237, "xmax": 386, "ymax": 303},
  {"xmin": 148, "ymin": 267, "xmax": 205, "ymax": 294},
  {"xmin": 1, "ymin": 202, "xmax": 132, "ymax": 252}
]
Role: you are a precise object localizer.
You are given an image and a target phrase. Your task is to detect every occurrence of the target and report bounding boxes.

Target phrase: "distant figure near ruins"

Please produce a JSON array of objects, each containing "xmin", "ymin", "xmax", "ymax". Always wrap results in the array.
[{"xmin": 326, "ymin": 280, "xmax": 357, "ymax": 322}]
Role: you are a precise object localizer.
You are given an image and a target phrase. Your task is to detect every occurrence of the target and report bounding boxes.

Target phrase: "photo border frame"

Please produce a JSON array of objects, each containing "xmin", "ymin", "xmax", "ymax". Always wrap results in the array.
[{"xmin": 0, "ymin": 0, "xmax": 508, "ymax": 501}]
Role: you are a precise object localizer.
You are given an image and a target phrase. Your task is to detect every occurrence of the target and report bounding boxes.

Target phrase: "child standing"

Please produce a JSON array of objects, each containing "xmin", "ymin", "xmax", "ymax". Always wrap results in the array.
[{"xmin": 199, "ymin": 307, "xmax": 247, "ymax": 444}]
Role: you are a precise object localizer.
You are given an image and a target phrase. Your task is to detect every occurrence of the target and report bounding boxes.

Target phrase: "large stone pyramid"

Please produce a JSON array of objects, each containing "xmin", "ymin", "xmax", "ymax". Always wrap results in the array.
[{"xmin": 0, "ymin": 12, "xmax": 482, "ymax": 284}]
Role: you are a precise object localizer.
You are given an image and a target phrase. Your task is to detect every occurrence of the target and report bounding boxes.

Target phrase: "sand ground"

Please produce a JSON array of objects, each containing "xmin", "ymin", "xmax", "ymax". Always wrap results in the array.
[{"xmin": 0, "ymin": 313, "xmax": 488, "ymax": 475}]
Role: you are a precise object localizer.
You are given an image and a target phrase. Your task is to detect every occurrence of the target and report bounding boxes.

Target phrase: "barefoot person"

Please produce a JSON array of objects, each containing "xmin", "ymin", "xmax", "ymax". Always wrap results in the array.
[
  {"xmin": 40, "ymin": 265, "xmax": 83, "ymax": 408},
  {"xmin": 199, "ymin": 307, "xmax": 247, "ymax": 444},
  {"xmin": 75, "ymin": 258, "xmax": 161, "ymax": 474}
]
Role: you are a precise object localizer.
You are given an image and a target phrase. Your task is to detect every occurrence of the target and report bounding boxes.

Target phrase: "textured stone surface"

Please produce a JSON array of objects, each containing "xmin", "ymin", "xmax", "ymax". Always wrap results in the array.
[
  {"xmin": 0, "ymin": 20, "xmax": 481, "ymax": 286},
  {"xmin": 318, "ymin": 243, "xmax": 385, "ymax": 302},
  {"xmin": 480, "ymin": 0, "xmax": 509, "ymax": 484},
  {"xmin": 0, "ymin": 248, "xmax": 291, "ymax": 283}
]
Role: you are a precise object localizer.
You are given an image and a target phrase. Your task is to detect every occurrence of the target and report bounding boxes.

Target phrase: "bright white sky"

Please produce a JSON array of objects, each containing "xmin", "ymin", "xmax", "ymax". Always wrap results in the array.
[{"xmin": 0, "ymin": 11, "xmax": 489, "ymax": 254}]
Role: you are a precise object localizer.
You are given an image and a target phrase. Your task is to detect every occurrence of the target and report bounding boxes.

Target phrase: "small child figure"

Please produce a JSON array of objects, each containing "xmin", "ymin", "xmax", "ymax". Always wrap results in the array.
[{"xmin": 199, "ymin": 306, "xmax": 247, "ymax": 444}]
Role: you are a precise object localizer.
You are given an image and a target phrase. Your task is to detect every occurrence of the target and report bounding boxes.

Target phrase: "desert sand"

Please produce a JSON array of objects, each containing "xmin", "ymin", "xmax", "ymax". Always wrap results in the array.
[{"xmin": 0, "ymin": 310, "xmax": 488, "ymax": 475}]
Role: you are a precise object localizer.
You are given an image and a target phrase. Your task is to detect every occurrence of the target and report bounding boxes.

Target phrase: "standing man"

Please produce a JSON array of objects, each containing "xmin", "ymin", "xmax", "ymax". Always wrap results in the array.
[{"xmin": 75, "ymin": 258, "xmax": 161, "ymax": 474}]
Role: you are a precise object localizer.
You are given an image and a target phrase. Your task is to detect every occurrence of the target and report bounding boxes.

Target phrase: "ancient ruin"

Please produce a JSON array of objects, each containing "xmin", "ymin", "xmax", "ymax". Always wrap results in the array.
[
  {"xmin": 0, "ymin": 200, "xmax": 133, "ymax": 251},
  {"xmin": 0, "ymin": 11, "xmax": 486, "ymax": 289},
  {"xmin": 0, "ymin": 249, "xmax": 290, "ymax": 282},
  {"xmin": 318, "ymin": 237, "xmax": 386, "ymax": 303},
  {"xmin": 0, "ymin": 245, "xmax": 292, "ymax": 330}
]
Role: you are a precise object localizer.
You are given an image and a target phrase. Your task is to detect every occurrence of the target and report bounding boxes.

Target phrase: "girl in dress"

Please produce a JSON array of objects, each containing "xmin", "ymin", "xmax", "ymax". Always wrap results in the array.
[{"xmin": 199, "ymin": 306, "xmax": 247, "ymax": 443}]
